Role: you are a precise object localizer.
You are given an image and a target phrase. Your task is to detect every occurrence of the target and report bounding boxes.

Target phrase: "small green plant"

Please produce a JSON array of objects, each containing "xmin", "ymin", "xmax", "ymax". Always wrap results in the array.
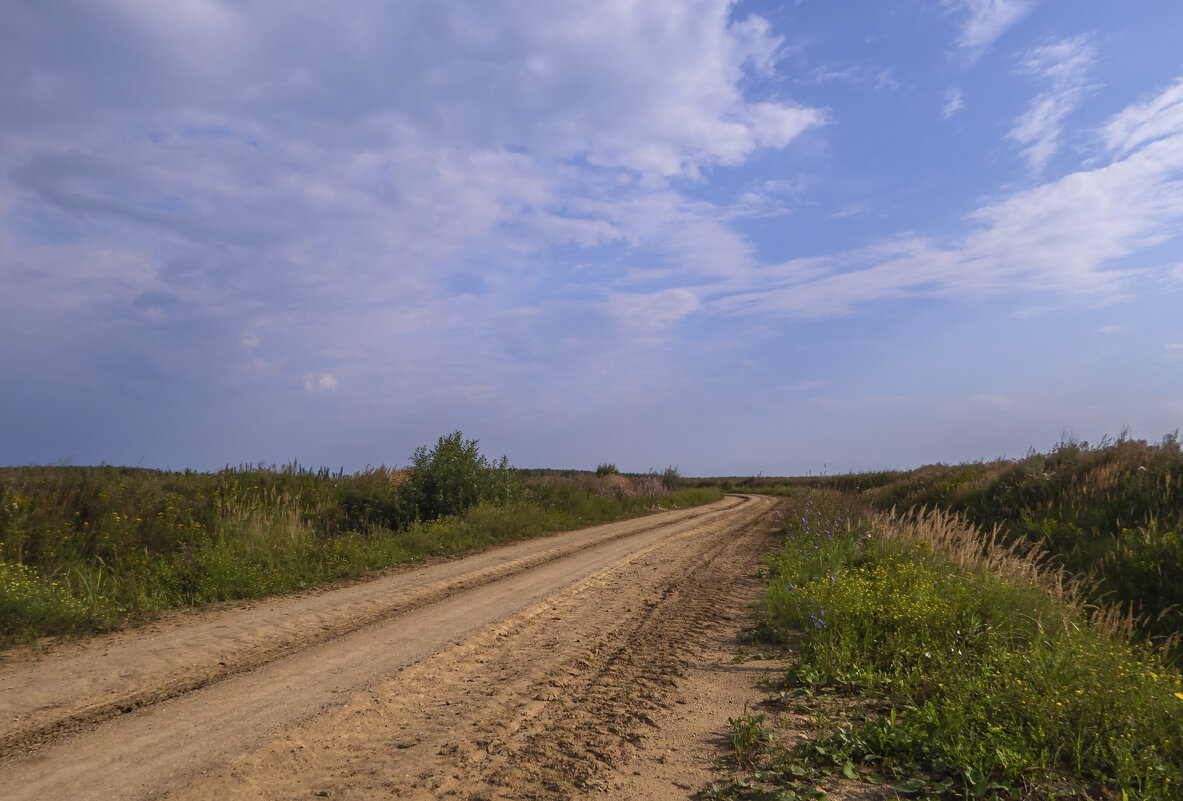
[
  {"xmin": 595, "ymin": 462, "xmax": 620, "ymax": 477},
  {"xmin": 729, "ymin": 705, "xmax": 776, "ymax": 767}
]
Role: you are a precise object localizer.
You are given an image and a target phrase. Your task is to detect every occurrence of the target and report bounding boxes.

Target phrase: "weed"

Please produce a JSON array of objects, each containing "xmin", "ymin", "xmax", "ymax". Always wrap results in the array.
[
  {"xmin": 729, "ymin": 705, "xmax": 776, "ymax": 767},
  {"xmin": 730, "ymin": 490, "xmax": 1183, "ymax": 800}
]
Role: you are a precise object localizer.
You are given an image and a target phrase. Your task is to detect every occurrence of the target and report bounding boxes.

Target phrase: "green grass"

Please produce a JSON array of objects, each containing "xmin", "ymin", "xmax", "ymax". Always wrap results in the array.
[
  {"xmin": 858, "ymin": 435, "xmax": 1183, "ymax": 658},
  {"xmin": 712, "ymin": 490, "xmax": 1183, "ymax": 801},
  {"xmin": 0, "ymin": 450, "xmax": 720, "ymax": 646},
  {"xmin": 698, "ymin": 435, "xmax": 1183, "ymax": 659}
]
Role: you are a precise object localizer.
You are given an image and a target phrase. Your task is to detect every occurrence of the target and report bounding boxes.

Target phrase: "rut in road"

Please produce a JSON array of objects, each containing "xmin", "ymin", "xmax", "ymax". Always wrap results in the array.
[
  {"xmin": 0, "ymin": 496, "xmax": 742, "ymax": 756},
  {"xmin": 165, "ymin": 495, "xmax": 780, "ymax": 800},
  {"xmin": 0, "ymin": 494, "xmax": 779, "ymax": 801}
]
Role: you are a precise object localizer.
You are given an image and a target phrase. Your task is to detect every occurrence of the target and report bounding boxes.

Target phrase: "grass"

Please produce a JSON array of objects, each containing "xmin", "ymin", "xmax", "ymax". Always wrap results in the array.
[
  {"xmin": 859, "ymin": 435, "xmax": 1183, "ymax": 659},
  {"xmin": 700, "ymin": 435, "xmax": 1183, "ymax": 661},
  {"xmin": 710, "ymin": 490, "xmax": 1183, "ymax": 801},
  {"xmin": 0, "ymin": 447, "xmax": 721, "ymax": 646}
]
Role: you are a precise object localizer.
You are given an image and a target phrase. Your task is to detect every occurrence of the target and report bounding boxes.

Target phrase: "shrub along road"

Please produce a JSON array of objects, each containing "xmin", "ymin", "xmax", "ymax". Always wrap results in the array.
[{"xmin": 0, "ymin": 494, "xmax": 780, "ymax": 800}]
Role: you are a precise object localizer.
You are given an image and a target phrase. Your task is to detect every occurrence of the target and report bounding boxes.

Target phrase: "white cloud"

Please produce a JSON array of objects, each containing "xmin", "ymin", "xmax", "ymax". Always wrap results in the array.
[
  {"xmin": 1102, "ymin": 78, "xmax": 1183, "ymax": 157},
  {"xmin": 605, "ymin": 288, "xmax": 702, "ymax": 348},
  {"xmin": 830, "ymin": 204, "xmax": 865, "ymax": 219},
  {"xmin": 579, "ymin": 188, "xmax": 762, "ymax": 284},
  {"xmin": 942, "ymin": 87, "xmax": 966, "ymax": 119},
  {"xmin": 1007, "ymin": 35, "xmax": 1096, "ymax": 172},
  {"xmin": 1098, "ymin": 325, "xmax": 1128, "ymax": 334},
  {"xmin": 875, "ymin": 69, "xmax": 901, "ymax": 92},
  {"xmin": 805, "ymin": 63, "xmax": 899, "ymax": 92},
  {"xmin": 807, "ymin": 64, "xmax": 859, "ymax": 84},
  {"xmin": 0, "ymin": 0, "xmax": 831, "ymax": 418},
  {"xmin": 304, "ymin": 373, "xmax": 338, "ymax": 393},
  {"xmin": 2, "ymin": 0, "xmax": 1178, "ymax": 473},
  {"xmin": 1166, "ymin": 344, "xmax": 1183, "ymax": 361},
  {"xmin": 714, "ymin": 78, "xmax": 1183, "ymax": 318},
  {"xmin": 945, "ymin": 0, "xmax": 1035, "ymax": 55},
  {"xmin": 608, "ymin": 288, "xmax": 701, "ymax": 327}
]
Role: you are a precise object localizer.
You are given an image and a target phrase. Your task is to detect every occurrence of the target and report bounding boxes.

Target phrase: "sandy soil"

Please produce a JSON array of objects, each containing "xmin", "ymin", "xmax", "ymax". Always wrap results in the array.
[{"xmin": 0, "ymin": 493, "xmax": 798, "ymax": 800}]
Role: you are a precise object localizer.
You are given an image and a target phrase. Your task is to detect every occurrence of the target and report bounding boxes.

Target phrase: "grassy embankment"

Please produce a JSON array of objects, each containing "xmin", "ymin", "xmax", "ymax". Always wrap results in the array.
[
  {"xmin": 860, "ymin": 436, "xmax": 1183, "ymax": 656},
  {"xmin": 708, "ymin": 454, "xmax": 1183, "ymax": 800},
  {"xmin": 0, "ymin": 434, "xmax": 719, "ymax": 646},
  {"xmin": 711, "ymin": 436, "xmax": 1183, "ymax": 657}
]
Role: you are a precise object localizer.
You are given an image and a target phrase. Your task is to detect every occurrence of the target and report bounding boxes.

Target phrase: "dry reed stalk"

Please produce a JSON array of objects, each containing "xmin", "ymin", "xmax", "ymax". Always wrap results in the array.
[{"xmin": 872, "ymin": 505, "xmax": 1154, "ymax": 650}]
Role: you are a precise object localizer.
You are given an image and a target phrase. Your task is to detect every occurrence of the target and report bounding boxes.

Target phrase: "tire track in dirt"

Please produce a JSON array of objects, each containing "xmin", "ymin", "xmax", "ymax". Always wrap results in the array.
[
  {"xmin": 161, "ymin": 495, "xmax": 781, "ymax": 801},
  {"xmin": 0, "ymin": 497, "xmax": 740, "ymax": 757},
  {"xmin": 0, "ymin": 495, "xmax": 776, "ymax": 801}
]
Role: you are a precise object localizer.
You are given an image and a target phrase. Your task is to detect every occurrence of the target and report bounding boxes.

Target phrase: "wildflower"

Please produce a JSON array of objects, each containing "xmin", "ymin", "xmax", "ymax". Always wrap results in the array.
[{"xmin": 1175, "ymin": 692, "xmax": 1183, "ymax": 702}]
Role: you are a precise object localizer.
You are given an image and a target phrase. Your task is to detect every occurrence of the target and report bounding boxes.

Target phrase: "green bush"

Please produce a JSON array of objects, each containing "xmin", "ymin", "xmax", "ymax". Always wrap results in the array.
[{"xmin": 404, "ymin": 431, "xmax": 518, "ymax": 520}]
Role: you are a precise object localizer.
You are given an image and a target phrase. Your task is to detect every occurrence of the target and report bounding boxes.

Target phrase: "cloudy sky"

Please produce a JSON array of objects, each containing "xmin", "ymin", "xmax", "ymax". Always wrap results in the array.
[{"xmin": 3, "ymin": 1, "xmax": 1182, "ymax": 475}]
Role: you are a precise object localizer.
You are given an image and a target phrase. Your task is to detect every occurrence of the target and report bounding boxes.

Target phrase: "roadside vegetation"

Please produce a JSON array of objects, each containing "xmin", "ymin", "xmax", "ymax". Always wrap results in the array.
[
  {"xmin": 0, "ymin": 432, "xmax": 718, "ymax": 646},
  {"xmin": 709, "ymin": 489, "xmax": 1183, "ymax": 801},
  {"xmin": 699, "ymin": 434, "xmax": 1183, "ymax": 659},
  {"xmin": 859, "ymin": 434, "xmax": 1183, "ymax": 656}
]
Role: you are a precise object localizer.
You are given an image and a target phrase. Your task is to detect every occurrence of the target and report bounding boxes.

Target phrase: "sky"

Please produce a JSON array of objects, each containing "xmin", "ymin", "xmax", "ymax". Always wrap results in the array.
[{"xmin": 2, "ymin": 0, "xmax": 1182, "ymax": 476}]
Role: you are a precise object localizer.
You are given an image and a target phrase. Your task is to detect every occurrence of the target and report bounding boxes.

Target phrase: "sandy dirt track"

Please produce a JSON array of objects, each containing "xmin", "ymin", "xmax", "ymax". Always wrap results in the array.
[{"xmin": 0, "ymin": 493, "xmax": 780, "ymax": 800}]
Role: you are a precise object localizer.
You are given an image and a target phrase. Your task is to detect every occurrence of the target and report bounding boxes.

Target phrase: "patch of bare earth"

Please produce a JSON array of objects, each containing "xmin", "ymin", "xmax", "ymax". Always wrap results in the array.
[
  {"xmin": 2, "ymin": 492, "xmax": 891, "ymax": 800},
  {"xmin": 2, "ymin": 495, "xmax": 818, "ymax": 800},
  {"xmin": 0, "ymin": 499, "xmax": 743, "ymax": 758},
  {"xmin": 160, "ymin": 496, "xmax": 783, "ymax": 800}
]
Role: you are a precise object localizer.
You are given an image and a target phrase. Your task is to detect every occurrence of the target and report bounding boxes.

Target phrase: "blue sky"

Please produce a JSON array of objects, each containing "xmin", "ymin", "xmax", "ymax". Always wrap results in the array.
[{"xmin": 2, "ymin": 0, "xmax": 1182, "ymax": 475}]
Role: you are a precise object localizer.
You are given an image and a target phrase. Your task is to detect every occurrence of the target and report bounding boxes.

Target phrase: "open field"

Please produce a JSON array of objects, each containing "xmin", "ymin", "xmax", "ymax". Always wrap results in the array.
[
  {"xmin": 4, "ymin": 438, "xmax": 1181, "ymax": 800},
  {"xmin": 0, "ymin": 435, "xmax": 720, "ymax": 645}
]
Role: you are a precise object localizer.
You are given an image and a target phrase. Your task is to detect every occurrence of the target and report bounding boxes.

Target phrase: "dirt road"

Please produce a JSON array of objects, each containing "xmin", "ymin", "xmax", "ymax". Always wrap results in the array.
[{"xmin": 0, "ymin": 494, "xmax": 780, "ymax": 800}]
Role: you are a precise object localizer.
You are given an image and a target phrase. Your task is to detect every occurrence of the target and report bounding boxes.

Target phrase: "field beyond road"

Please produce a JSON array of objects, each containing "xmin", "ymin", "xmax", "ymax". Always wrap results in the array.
[{"xmin": 0, "ymin": 494, "xmax": 780, "ymax": 800}]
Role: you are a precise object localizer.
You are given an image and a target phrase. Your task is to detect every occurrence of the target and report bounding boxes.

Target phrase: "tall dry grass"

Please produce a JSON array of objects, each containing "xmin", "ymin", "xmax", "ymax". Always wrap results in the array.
[{"xmin": 754, "ymin": 489, "xmax": 1183, "ymax": 799}]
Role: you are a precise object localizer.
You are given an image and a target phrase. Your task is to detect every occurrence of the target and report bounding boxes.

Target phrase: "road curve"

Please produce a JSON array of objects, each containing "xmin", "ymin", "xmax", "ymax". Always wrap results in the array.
[{"xmin": 0, "ymin": 493, "xmax": 778, "ymax": 800}]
